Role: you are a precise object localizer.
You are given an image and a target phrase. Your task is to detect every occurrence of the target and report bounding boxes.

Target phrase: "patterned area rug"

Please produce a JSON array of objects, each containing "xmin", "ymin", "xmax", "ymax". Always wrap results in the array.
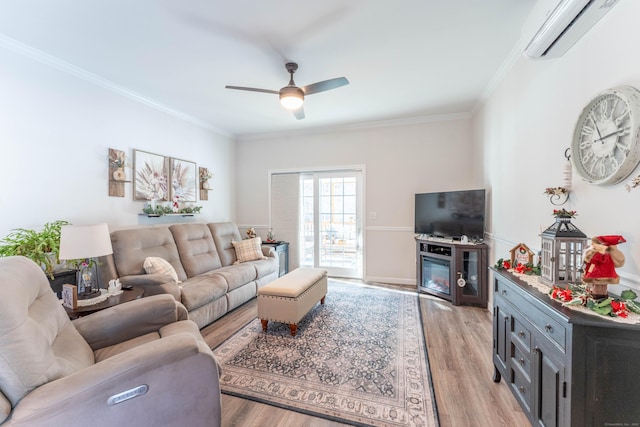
[{"xmin": 213, "ymin": 281, "xmax": 439, "ymax": 427}]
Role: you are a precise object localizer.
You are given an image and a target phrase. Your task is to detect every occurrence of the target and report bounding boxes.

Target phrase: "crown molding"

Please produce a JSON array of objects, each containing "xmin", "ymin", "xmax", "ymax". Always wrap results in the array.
[
  {"xmin": 472, "ymin": 39, "xmax": 525, "ymax": 114},
  {"xmin": 0, "ymin": 33, "xmax": 231, "ymax": 138}
]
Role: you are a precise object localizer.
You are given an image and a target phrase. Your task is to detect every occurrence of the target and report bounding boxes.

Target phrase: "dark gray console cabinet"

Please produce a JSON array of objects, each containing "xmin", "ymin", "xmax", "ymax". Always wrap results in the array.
[
  {"xmin": 492, "ymin": 268, "xmax": 640, "ymax": 427},
  {"xmin": 262, "ymin": 241, "xmax": 289, "ymax": 277}
]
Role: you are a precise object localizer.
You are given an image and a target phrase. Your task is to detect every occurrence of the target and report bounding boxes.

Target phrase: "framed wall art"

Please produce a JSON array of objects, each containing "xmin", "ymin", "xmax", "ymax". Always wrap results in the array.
[
  {"xmin": 170, "ymin": 158, "xmax": 197, "ymax": 202},
  {"xmin": 133, "ymin": 149, "xmax": 169, "ymax": 201}
]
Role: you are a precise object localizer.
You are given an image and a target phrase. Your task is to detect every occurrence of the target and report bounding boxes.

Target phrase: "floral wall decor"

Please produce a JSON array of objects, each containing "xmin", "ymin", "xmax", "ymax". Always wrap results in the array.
[
  {"xmin": 133, "ymin": 149, "xmax": 169, "ymax": 201},
  {"xmin": 171, "ymin": 158, "xmax": 197, "ymax": 202}
]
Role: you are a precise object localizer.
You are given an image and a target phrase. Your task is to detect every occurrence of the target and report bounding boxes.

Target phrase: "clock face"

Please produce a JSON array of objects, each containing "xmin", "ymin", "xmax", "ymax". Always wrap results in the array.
[{"xmin": 572, "ymin": 86, "xmax": 640, "ymax": 185}]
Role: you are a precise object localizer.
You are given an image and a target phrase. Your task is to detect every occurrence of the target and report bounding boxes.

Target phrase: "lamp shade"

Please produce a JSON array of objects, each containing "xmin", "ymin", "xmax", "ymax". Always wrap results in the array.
[{"xmin": 59, "ymin": 223, "xmax": 113, "ymax": 260}]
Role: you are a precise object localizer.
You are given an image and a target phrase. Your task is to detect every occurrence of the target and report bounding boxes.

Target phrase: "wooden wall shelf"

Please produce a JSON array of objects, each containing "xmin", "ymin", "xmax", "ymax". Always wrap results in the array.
[{"xmin": 108, "ymin": 148, "xmax": 130, "ymax": 197}]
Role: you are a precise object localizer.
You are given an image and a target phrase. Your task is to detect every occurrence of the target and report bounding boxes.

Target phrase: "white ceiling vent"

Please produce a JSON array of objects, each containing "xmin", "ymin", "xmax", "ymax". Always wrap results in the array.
[{"xmin": 523, "ymin": 0, "xmax": 620, "ymax": 59}]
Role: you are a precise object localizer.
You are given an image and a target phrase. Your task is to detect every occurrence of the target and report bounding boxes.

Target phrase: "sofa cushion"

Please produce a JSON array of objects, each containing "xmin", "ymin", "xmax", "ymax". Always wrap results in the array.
[
  {"xmin": 208, "ymin": 222, "xmax": 243, "ymax": 266},
  {"xmin": 169, "ymin": 224, "xmax": 222, "ymax": 277},
  {"xmin": 231, "ymin": 237, "xmax": 267, "ymax": 264},
  {"xmin": 209, "ymin": 264, "xmax": 257, "ymax": 292},
  {"xmin": 0, "ymin": 257, "xmax": 94, "ymax": 406},
  {"xmin": 179, "ymin": 274, "xmax": 228, "ymax": 311},
  {"xmin": 111, "ymin": 227, "xmax": 188, "ymax": 281},
  {"xmin": 143, "ymin": 257, "xmax": 181, "ymax": 284},
  {"xmin": 247, "ymin": 256, "xmax": 280, "ymax": 279}
]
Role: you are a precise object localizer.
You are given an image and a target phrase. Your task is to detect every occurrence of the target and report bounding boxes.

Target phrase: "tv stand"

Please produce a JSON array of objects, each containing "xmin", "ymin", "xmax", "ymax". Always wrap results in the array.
[{"xmin": 416, "ymin": 237, "xmax": 487, "ymax": 307}]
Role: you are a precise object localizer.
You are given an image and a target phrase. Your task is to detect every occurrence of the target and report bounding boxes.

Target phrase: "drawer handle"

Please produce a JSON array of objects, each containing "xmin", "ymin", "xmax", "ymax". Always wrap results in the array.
[
  {"xmin": 518, "ymin": 358, "xmax": 525, "ymax": 365},
  {"xmin": 518, "ymin": 386, "xmax": 526, "ymax": 394},
  {"xmin": 517, "ymin": 331, "xmax": 526, "ymax": 338},
  {"xmin": 501, "ymin": 290, "xmax": 507, "ymax": 296},
  {"xmin": 533, "ymin": 346, "xmax": 540, "ymax": 354},
  {"xmin": 544, "ymin": 324, "xmax": 553, "ymax": 333}
]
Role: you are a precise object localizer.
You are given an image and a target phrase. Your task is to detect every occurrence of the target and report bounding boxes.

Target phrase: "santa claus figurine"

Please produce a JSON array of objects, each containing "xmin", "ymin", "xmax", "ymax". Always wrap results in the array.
[{"xmin": 582, "ymin": 235, "xmax": 626, "ymax": 298}]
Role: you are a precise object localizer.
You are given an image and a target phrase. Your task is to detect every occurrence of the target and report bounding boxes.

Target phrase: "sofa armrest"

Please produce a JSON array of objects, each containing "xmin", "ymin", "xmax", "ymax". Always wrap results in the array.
[
  {"xmin": 262, "ymin": 246, "xmax": 277, "ymax": 258},
  {"xmin": 118, "ymin": 272, "xmax": 181, "ymax": 300},
  {"xmin": 73, "ymin": 294, "xmax": 187, "ymax": 350},
  {"xmin": 7, "ymin": 334, "xmax": 221, "ymax": 427}
]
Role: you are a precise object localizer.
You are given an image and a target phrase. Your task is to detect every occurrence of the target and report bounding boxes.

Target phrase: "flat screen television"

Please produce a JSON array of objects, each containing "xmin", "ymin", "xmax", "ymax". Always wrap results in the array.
[{"xmin": 414, "ymin": 189, "xmax": 485, "ymax": 240}]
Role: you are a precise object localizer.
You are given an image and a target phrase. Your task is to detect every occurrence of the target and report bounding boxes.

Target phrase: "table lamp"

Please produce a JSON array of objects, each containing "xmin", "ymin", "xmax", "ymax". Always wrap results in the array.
[{"xmin": 59, "ymin": 223, "xmax": 113, "ymax": 299}]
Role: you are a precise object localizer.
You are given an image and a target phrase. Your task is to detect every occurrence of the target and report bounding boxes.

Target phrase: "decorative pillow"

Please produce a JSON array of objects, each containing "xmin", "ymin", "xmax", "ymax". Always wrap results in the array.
[
  {"xmin": 143, "ymin": 257, "xmax": 181, "ymax": 284},
  {"xmin": 232, "ymin": 237, "xmax": 267, "ymax": 264}
]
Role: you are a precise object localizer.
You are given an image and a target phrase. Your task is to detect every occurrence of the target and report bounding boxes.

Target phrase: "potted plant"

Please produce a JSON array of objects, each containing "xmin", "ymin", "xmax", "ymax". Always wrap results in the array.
[{"xmin": 0, "ymin": 220, "xmax": 70, "ymax": 279}]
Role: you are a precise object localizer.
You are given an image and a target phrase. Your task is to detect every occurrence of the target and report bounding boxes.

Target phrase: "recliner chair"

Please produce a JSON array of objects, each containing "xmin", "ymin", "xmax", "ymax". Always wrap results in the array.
[{"xmin": 0, "ymin": 256, "xmax": 221, "ymax": 426}]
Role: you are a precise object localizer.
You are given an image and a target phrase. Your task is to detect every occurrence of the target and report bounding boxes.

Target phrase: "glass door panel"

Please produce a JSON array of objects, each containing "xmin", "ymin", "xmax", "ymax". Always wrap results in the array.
[
  {"xmin": 300, "ymin": 171, "xmax": 362, "ymax": 278},
  {"xmin": 461, "ymin": 251, "xmax": 479, "ymax": 296}
]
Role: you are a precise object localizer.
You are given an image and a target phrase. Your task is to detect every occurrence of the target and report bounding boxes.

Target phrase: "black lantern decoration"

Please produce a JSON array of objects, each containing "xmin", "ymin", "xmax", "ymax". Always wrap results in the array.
[{"xmin": 540, "ymin": 212, "xmax": 587, "ymax": 287}]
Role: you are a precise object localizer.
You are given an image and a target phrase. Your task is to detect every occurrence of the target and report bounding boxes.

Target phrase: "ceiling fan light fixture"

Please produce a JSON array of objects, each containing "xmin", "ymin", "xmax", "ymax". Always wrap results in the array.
[{"xmin": 279, "ymin": 86, "xmax": 304, "ymax": 110}]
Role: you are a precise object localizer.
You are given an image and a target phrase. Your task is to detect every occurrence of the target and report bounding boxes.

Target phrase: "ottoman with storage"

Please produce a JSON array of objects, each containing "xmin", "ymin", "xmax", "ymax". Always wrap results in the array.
[{"xmin": 257, "ymin": 267, "xmax": 327, "ymax": 336}]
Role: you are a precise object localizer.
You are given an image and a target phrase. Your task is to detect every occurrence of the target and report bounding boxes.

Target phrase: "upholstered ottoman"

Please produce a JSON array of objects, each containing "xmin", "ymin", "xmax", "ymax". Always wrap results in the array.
[{"xmin": 257, "ymin": 267, "xmax": 327, "ymax": 336}]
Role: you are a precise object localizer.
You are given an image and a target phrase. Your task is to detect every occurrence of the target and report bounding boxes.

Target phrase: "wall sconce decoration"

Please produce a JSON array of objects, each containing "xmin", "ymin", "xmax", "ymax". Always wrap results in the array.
[
  {"xmin": 108, "ymin": 148, "xmax": 131, "ymax": 197},
  {"xmin": 625, "ymin": 174, "xmax": 640, "ymax": 191},
  {"xmin": 199, "ymin": 167, "xmax": 213, "ymax": 201},
  {"xmin": 544, "ymin": 148, "xmax": 572, "ymax": 206}
]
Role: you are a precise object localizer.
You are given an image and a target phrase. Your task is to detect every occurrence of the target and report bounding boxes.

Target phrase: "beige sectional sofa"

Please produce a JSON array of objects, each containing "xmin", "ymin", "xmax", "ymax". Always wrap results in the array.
[{"xmin": 101, "ymin": 222, "xmax": 279, "ymax": 328}]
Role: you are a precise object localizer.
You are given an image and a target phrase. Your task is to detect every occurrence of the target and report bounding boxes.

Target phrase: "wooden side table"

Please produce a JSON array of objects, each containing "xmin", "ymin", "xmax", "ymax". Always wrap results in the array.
[{"xmin": 65, "ymin": 288, "xmax": 144, "ymax": 319}]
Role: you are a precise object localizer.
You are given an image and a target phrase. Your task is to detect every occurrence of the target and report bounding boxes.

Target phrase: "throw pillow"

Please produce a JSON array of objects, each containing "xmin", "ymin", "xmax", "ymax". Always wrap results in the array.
[
  {"xmin": 232, "ymin": 237, "xmax": 267, "ymax": 264},
  {"xmin": 143, "ymin": 257, "xmax": 181, "ymax": 284}
]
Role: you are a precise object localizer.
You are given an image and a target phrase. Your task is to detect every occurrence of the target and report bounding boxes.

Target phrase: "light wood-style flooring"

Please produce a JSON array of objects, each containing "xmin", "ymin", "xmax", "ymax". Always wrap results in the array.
[{"xmin": 200, "ymin": 281, "xmax": 529, "ymax": 427}]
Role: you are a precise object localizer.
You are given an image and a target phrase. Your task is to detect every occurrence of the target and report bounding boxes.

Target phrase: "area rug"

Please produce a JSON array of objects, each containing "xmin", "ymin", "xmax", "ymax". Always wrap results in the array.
[{"xmin": 213, "ymin": 280, "xmax": 439, "ymax": 427}]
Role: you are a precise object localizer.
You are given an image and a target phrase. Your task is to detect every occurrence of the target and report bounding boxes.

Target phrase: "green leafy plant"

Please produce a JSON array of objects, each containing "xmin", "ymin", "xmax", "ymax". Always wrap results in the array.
[
  {"xmin": 142, "ymin": 204, "xmax": 202, "ymax": 215},
  {"xmin": 0, "ymin": 220, "xmax": 70, "ymax": 279}
]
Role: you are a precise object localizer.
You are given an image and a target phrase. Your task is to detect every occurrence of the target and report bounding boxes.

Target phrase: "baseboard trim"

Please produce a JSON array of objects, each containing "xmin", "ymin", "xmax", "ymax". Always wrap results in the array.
[{"xmin": 365, "ymin": 276, "xmax": 415, "ymax": 287}]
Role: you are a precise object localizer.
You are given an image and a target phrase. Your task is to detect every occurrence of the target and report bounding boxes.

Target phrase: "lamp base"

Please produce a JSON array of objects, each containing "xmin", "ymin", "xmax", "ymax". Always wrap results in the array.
[{"xmin": 77, "ymin": 289, "xmax": 101, "ymax": 300}]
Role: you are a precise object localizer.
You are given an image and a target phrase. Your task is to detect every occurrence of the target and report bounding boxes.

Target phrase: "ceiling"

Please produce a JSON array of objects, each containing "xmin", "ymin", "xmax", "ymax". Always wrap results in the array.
[{"xmin": 0, "ymin": 0, "xmax": 536, "ymax": 138}]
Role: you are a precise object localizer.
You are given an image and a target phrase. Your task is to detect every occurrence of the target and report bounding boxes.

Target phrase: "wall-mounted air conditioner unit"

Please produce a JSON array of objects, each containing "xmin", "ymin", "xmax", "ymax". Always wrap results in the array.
[{"xmin": 523, "ymin": 0, "xmax": 620, "ymax": 59}]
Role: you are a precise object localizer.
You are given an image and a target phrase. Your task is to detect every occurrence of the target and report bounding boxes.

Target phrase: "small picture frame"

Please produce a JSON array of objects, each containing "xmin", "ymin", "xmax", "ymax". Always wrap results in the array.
[{"xmin": 61, "ymin": 284, "xmax": 78, "ymax": 309}]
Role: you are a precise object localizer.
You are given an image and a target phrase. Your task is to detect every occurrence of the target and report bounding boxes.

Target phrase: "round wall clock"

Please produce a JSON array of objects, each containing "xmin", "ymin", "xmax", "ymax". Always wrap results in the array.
[{"xmin": 571, "ymin": 86, "xmax": 640, "ymax": 185}]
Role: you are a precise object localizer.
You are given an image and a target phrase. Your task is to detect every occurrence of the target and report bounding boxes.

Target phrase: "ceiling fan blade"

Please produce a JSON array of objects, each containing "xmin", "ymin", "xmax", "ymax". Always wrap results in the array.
[
  {"xmin": 293, "ymin": 107, "xmax": 305, "ymax": 120},
  {"xmin": 302, "ymin": 77, "xmax": 349, "ymax": 95},
  {"xmin": 225, "ymin": 86, "xmax": 279, "ymax": 95}
]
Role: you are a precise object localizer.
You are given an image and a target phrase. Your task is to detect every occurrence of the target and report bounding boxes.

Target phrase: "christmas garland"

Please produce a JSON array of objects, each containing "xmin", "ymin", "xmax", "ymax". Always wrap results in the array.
[
  {"xmin": 549, "ymin": 284, "xmax": 640, "ymax": 318},
  {"xmin": 494, "ymin": 258, "xmax": 541, "ymax": 276}
]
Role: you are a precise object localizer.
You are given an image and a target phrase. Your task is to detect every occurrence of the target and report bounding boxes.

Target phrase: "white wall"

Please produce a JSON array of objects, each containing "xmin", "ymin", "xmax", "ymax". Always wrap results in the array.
[
  {"xmin": 235, "ymin": 117, "xmax": 477, "ymax": 284},
  {"xmin": 0, "ymin": 44, "xmax": 235, "ymax": 237},
  {"xmin": 476, "ymin": 0, "xmax": 640, "ymax": 290}
]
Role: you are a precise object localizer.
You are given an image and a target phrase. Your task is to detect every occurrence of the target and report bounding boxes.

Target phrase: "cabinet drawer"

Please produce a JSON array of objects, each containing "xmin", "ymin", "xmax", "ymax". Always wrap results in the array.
[
  {"xmin": 510, "ymin": 368, "xmax": 532, "ymax": 413},
  {"xmin": 496, "ymin": 276, "xmax": 566, "ymax": 351},
  {"xmin": 512, "ymin": 344, "xmax": 531, "ymax": 380},
  {"xmin": 511, "ymin": 316, "xmax": 531, "ymax": 350},
  {"xmin": 529, "ymin": 311, "xmax": 566, "ymax": 351}
]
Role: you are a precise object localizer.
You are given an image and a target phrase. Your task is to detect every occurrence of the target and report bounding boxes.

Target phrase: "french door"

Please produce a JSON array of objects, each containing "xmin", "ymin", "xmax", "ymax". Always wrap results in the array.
[{"xmin": 300, "ymin": 170, "xmax": 363, "ymax": 278}]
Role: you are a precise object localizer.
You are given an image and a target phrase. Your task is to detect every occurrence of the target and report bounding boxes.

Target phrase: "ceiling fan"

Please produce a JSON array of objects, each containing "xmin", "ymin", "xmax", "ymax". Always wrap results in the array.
[{"xmin": 225, "ymin": 62, "xmax": 349, "ymax": 120}]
